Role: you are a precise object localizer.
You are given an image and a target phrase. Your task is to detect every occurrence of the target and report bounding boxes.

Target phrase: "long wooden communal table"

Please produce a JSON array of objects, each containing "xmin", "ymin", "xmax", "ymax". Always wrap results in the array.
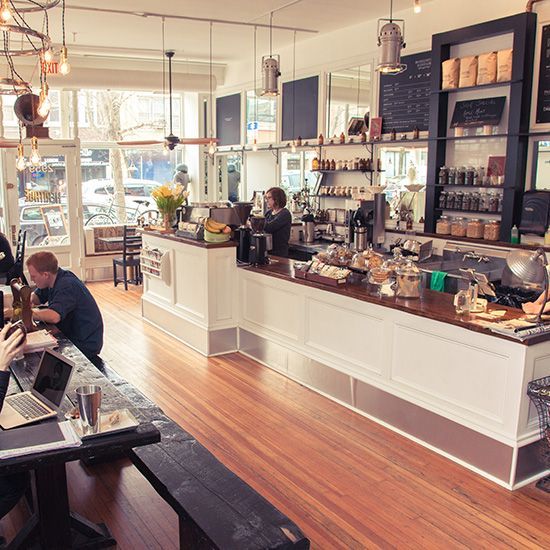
[{"xmin": 0, "ymin": 333, "xmax": 160, "ymax": 549}]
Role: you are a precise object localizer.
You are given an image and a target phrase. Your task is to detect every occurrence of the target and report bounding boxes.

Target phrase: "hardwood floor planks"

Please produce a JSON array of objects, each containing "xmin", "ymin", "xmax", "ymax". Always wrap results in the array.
[{"xmin": 3, "ymin": 281, "xmax": 548, "ymax": 549}]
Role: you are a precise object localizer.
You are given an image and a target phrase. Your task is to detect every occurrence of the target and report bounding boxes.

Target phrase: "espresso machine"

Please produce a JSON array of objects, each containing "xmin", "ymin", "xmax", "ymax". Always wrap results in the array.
[
  {"xmin": 232, "ymin": 202, "xmax": 254, "ymax": 263},
  {"xmin": 249, "ymin": 216, "xmax": 270, "ymax": 265},
  {"xmin": 351, "ymin": 194, "xmax": 386, "ymax": 250}
]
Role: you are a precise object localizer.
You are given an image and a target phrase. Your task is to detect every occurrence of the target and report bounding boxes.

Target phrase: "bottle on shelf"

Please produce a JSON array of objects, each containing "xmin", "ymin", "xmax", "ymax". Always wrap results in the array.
[
  {"xmin": 360, "ymin": 131, "xmax": 367, "ymax": 143},
  {"xmin": 330, "ymin": 159, "xmax": 336, "ymax": 171},
  {"xmin": 377, "ymin": 158, "xmax": 382, "ymax": 172},
  {"xmin": 413, "ymin": 127, "xmax": 420, "ymax": 140},
  {"xmin": 312, "ymin": 157, "xmax": 320, "ymax": 171},
  {"xmin": 318, "ymin": 133, "xmax": 324, "ymax": 145},
  {"xmin": 511, "ymin": 225, "xmax": 520, "ymax": 244},
  {"xmin": 339, "ymin": 132, "xmax": 346, "ymax": 144},
  {"xmin": 390, "ymin": 128, "xmax": 396, "ymax": 141}
]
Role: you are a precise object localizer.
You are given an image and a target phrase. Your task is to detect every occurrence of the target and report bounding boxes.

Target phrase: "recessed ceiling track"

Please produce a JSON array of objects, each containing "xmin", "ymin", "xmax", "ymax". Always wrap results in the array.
[{"xmin": 64, "ymin": 5, "xmax": 319, "ymax": 34}]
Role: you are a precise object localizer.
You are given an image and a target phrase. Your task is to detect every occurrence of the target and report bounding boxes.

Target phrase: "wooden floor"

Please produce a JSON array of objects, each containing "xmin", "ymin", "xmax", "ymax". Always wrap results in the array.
[{"xmin": 2, "ymin": 281, "xmax": 550, "ymax": 549}]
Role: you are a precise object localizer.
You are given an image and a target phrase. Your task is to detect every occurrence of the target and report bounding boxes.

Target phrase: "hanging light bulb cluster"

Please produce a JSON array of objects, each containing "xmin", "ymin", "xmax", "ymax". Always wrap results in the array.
[
  {"xmin": 1, "ymin": 1, "xmax": 71, "ymax": 170},
  {"xmin": 413, "ymin": 0, "xmax": 422, "ymax": 14}
]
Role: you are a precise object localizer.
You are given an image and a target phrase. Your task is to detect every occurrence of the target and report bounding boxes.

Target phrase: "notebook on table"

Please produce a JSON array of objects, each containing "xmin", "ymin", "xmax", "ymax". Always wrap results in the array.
[{"xmin": 0, "ymin": 348, "xmax": 74, "ymax": 430}]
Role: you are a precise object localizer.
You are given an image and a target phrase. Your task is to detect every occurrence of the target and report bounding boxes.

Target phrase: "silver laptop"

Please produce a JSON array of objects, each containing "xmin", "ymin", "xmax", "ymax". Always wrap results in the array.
[{"xmin": 0, "ymin": 348, "xmax": 74, "ymax": 430}]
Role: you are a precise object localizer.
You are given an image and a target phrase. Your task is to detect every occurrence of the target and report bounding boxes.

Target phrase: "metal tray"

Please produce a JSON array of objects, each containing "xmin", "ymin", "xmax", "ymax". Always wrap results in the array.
[{"xmin": 70, "ymin": 408, "xmax": 139, "ymax": 440}]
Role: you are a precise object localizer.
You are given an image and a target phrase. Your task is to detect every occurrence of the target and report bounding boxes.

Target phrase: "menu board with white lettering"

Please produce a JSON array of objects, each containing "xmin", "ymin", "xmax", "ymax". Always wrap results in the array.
[
  {"xmin": 379, "ymin": 51, "xmax": 431, "ymax": 134},
  {"xmin": 450, "ymin": 97, "xmax": 506, "ymax": 128},
  {"xmin": 536, "ymin": 24, "xmax": 550, "ymax": 124}
]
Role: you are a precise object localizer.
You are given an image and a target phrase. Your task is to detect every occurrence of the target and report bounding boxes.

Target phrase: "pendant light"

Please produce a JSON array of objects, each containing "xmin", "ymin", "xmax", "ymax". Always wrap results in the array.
[
  {"xmin": 252, "ymin": 26, "xmax": 258, "ymax": 152},
  {"xmin": 413, "ymin": 0, "xmax": 422, "ymax": 14},
  {"xmin": 261, "ymin": 12, "xmax": 280, "ymax": 96},
  {"xmin": 59, "ymin": 0, "xmax": 71, "ymax": 75},
  {"xmin": 377, "ymin": 0, "xmax": 407, "ymax": 75},
  {"xmin": 0, "ymin": 0, "xmax": 12, "ymax": 23},
  {"xmin": 208, "ymin": 22, "xmax": 216, "ymax": 156}
]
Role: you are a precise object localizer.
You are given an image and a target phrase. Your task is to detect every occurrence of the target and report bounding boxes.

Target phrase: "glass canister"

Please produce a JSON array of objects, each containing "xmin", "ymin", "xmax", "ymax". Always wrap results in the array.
[
  {"xmin": 438, "ymin": 166, "xmax": 449, "ymax": 185},
  {"xmin": 448, "ymin": 167, "xmax": 457, "ymax": 185},
  {"xmin": 446, "ymin": 191, "xmax": 456, "ymax": 209},
  {"xmin": 462, "ymin": 193, "xmax": 472, "ymax": 211},
  {"xmin": 483, "ymin": 220, "xmax": 501, "ymax": 241},
  {"xmin": 436, "ymin": 216, "xmax": 451, "ymax": 235},
  {"xmin": 438, "ymin": 191, "xmax": 448, "ymax": 209},
  {"xmin": 454, "ymin": 191, "xmax": 464, "ymax": 211},
  {"xmin": 395, "ymin": 262, "xmax": 422, "ymax": 299},
  {"xmin": 451, "ymin": 217, "xmax": 467, "ymax": 237},
  {"xmin": 467, "ymin": 218, "xmax": 484, "ymax": 239},
  {"xmin": 457, "ymin": 166, "xmax": 466, "ymax": 186}
]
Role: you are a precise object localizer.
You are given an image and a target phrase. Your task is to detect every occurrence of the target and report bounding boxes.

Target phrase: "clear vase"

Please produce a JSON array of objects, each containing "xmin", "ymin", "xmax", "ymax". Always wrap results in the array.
[{"xmin": 161, "ymin": 211, "xmax": 174, "ymax": 232}]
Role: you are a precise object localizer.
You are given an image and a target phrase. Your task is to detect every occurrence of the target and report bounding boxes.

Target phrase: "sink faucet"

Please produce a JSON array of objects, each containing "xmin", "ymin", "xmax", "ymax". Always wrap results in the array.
[{"xmin": 463, "ymin": 251, "xmax": 491, "ymax": 263}]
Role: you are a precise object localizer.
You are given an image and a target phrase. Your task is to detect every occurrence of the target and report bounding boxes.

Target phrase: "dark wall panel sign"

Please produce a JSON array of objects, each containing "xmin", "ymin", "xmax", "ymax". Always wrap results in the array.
[
  {"xmin": 379, "ymin": 51, "xmax": 431, "ymax": 134},
  {"xmin": 537, "ymin": 24, "xmax": 550, "ymax": 124},
  {"xmin": 216, "ymin": 93, "xmax": 241, "ymax": 146},
  {"xmin": 282, "ymin": 75, "xmax": 319, "ymax": 141},
  {"xmin": 450, "ymin": 97, "xmax": 506, "ymax": 128}
]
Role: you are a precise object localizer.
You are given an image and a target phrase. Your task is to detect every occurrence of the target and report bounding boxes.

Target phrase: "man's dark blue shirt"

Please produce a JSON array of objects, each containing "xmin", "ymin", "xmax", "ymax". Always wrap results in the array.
[{"xmin": 34, "ymin": 269, "xmax": 104, "ymax": 358}]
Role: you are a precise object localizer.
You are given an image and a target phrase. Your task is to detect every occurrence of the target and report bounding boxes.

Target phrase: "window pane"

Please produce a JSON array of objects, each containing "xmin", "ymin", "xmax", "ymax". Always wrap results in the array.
[
  {"xmin": 76, "ymin": 90, "xmax": 180, "ymax": 142},
  {"xmin": 80, "ymin": 147, "xmax": 183, "ymax": 226},
  {"xmin": 246, "ymin": 91, "xmax": 277, "ymax": 144},
  {"xmin": 280, "ymin": 152, "xmax": 302, "ymax": 194}
]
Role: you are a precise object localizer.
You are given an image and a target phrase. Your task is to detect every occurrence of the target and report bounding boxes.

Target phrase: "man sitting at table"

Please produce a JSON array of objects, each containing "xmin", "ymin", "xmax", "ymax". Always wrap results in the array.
[
  {"xmin": 0, "ymin": 322, "xmax": 29, "ymax": 535},
  {"xmin": 26, "ymin": 252, "xmax": 104, "ymax": 362}
]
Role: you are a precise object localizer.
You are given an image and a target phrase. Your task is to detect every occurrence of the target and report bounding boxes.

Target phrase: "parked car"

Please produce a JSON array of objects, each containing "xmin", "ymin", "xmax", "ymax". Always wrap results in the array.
[
  {"xmin": 19, "ymin": 202, "xmax": 110, "ymax": 246},
  {"xmin": 82, "ymin": 178, "xmax": 158, "ymax": 209}
]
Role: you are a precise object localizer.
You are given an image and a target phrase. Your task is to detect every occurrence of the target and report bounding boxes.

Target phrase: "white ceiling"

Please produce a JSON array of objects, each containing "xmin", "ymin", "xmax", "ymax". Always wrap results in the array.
[{"xmin": 30, "ymin": 0, "xmax": 430, "ymax": 65}]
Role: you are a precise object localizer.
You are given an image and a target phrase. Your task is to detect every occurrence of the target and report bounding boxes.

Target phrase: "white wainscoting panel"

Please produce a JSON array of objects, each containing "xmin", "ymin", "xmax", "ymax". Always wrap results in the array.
[
  {"xmin": 173, "ymin": 245, "xmax": 207, "ymax": 320},
  {"xmin": 391, "ymin": 323, "xmax": 510, "ymax": 424}
]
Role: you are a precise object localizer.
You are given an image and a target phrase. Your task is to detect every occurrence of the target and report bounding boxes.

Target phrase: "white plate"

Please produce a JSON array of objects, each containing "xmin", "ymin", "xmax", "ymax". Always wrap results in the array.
[{"xmin": 70, "ymin": 408, "xmax": 139, "ymax": 440}]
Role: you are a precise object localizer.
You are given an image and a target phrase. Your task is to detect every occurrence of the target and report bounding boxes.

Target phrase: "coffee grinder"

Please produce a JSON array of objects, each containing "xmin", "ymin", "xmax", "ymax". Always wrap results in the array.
[
  {"xmin": 232, "ymin": 202, "xmax": 253, "ymax": 263},
  {"xmin": 249, "ymin": 216, "xmax": 269, "ymax": 265}
]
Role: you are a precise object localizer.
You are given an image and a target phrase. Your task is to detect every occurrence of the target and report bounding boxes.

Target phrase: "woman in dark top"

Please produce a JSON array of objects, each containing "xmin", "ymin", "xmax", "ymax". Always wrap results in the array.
[
  {"xmin": 0, "ymin": 323, "xmax": 29, "ymax": 528},
  {"xmin": 264, "ymin": 187, "xmax": 292, "ymax": 257}
]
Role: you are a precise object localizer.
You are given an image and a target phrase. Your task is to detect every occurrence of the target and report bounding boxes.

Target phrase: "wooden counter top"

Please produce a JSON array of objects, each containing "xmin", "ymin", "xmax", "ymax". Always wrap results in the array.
[
  {"xmin": 244, "ymin": 257, "xmax": 547, "ymax": 346},
  {"xmin": 140, "ymin": 229, "xmax": 237, "ymax": 249}
]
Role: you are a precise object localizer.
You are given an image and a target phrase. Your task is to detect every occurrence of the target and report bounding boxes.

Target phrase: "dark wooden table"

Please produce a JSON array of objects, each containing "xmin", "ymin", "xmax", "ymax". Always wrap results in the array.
[{"xmin": 0, "ymin": 333, "xmax": 160, "ymax": 549}]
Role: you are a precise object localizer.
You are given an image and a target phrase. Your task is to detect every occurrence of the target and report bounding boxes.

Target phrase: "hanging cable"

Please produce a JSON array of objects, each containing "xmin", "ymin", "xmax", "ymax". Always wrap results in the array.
[
  {"xmin": 161, "ymin": 16, "xmax": 166, "ymax": 138},
  {"xmin": 252, "ymin": 25, "xmax": 258, "ymax": 151},
  {"xmin": 291, "ymin": 30, "xmax": 296, "ymax": 152}
]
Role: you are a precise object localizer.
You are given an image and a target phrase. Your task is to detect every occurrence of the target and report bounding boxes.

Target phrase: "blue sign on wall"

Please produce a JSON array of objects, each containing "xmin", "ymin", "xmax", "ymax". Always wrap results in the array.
[{"xmin": 247, "ymin": 121, "xmax": 259, "ymax": 130}]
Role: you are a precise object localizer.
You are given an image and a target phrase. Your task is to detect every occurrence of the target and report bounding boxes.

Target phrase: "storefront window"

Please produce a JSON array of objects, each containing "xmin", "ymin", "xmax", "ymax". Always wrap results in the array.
[
  {"xmin": 80, "ymin": 147, "xmax": 184, "ymax": 226},
  {"xmin": 246, "ymin": 91, "xmax": 277, "ymax": 144},
  {"xmin": 75, "ymin": 90, "xmax": 181, "ymax": 142}
]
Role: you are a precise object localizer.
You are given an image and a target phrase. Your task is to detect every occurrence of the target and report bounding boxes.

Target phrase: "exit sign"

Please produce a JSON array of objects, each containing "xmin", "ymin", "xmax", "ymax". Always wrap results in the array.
[{"xmin": 41, "ymin": 62, "xmax": 59, "ymax": 75}]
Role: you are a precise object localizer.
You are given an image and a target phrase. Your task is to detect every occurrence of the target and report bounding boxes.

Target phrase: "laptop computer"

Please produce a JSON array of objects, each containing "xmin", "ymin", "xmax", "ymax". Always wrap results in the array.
[{"xmin": 0, "ymin": 348, "xmax": 74, "ymax": 430}]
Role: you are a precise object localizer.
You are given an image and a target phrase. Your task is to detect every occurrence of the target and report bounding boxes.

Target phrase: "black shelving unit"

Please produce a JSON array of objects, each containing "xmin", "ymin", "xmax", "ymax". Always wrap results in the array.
[{"xmin": 425, "ymin": 12, "xmax": 537, "ymax": 242}]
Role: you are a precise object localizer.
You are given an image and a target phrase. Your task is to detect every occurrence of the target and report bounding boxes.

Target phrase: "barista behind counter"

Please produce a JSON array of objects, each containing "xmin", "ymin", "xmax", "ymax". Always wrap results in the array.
[{"xmin": 265, "ymin": 187, "xmax": 292, "ymax": 257}]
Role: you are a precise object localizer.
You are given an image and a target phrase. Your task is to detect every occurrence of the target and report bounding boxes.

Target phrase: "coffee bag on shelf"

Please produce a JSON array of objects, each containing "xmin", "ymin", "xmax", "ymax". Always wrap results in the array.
[
  {"xmin": 459, "ymin": 55, "xmax": 478, "ymax": 87},
  {"xmin": 442, "ymin": 58, "xmax": 460, "ymax": 89},
  {"xmin": 477, "ymin": 51, "xmax": 497, "ymax": 85},
  {"xmin": 497, "ymin": 49, "xmax": 513, "ymax": 82}
]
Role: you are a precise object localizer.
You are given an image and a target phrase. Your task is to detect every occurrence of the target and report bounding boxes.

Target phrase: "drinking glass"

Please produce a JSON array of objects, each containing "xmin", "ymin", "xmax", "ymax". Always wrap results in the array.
[{"xmin": 76, "ymin": 385, "xmax": 102, "ymax": 435}]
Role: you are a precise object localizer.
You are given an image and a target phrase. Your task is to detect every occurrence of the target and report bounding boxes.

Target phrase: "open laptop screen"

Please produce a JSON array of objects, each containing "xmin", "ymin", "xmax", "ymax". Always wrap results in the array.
[{"xmin": 32, "ymin": 349, "xmax": 73, "ymax": 407}]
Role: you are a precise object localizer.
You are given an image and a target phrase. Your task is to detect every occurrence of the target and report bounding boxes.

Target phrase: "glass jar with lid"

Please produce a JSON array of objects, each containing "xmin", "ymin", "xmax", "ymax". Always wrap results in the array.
[
  {"xmin": 438, "ymin": 191, "xmax": 447, "ymax": 209},
  {"xmin": 448, "ymin": 167, "xmax": 457, "ymax": 185},
  {"xmin": 457, "ymin": 166, "xmax": 466, "ymax": 186},
  {"xmin": 395, "ymin": 262, "xmax": 422, "ymax": 299},
  {"xmin": 462, "ymin": 193, "xmax": 472, "ymax": 211},
  {"xmin": 465, "ymin": 166, "xmax": 475, "ymax": 186},
  {"xmin": 438, "ymin": 166, "xmax": 449, "ymax": 185},
  {"xmin": 382, "ymin": 248, "xmax": 409, "ymax": 277},
  {"xmin": 446, "ymin": 191, "xmax": 456, "ymax": 209},
  {"xmin": 454, "ymin": 191, "xmax": 464, "ymax": 211},
  {"xmin": 483, "ymin": 220, "xmax": 501, "ymax": 241},
  {"xmin": 451, "ymin": 217, "xmax": 467, "ymax": 237},
  {"xmin": 467, "ymin": 218, "xmax": 484, "ymax": 239},
  {"xmin": 470, "ymin": 192, "xmax": 480, "ymax": 211},
  {"xmin": 436, "ymin": 216, "xmax": 451, "ymax": 235},
  {"xmin": 488, "ymin": 192, "xmax": 499, "ymax": 213}
]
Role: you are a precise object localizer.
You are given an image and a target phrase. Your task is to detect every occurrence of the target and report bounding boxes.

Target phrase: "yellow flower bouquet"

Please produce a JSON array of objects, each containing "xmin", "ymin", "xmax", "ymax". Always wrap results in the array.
[{"xmin": 151, "ymin": 183, "xmax": 189, "ymax": 231}]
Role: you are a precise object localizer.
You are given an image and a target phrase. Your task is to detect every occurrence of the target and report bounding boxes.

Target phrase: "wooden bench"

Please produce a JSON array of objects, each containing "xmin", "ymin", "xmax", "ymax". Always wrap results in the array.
[{"xmin": 99, "ymin": 363, "xmax": 310, "ymax": 550}]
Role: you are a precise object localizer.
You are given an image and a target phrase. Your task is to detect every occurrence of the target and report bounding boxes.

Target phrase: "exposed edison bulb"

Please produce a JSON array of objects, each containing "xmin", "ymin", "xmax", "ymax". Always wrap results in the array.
[
  {"xmin": 43, "ymin": 48, "xmax": 54, "ymax": 63},
  {"xmin": 59, "ymin": 46, "xmax": 71, "ymax": 76},
  {"xmin": 30, "ymin": 137, "xmax": 41, "ymax": 166},
  {"xmin": 413, "ymin": 0, "xmax": 421, "ymax": 14},
  {"xmin": 252, "ymin": 138, "xmax": 258, "ymax": 152},
  {"xmin": 291, "ymin": 141, "xmax": 297, "ymax": 154},
  {"xmin": 208, "ymin": 141, "xmax": 216, "ymax": 156},
  {"xmin": 16, "ymin": 144, "xmax": 26, "ymax": 172},
  {"xmin": 38, "ymin": 86, "xmax": 51, "ymax": 118},
  {"xmin": 0, "ymin": 0, "xmax": 12, "ymax": 23}
]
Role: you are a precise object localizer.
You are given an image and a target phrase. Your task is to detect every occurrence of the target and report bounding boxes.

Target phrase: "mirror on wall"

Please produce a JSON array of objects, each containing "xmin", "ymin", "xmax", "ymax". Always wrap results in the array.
[
  {"xmin": 379, "ymin": 145, "xmax": 428, "ymax": 223},
  {"xmin": 532, "ymin": 141, "xmax": 550, "ymax": 190},
  {"xmin": 326, "ymin": 63, "xmax": 372, "ymax": 139},
  {"xmin": 216, "ymin": 152, "xmax": 243, "ymax": 202}
]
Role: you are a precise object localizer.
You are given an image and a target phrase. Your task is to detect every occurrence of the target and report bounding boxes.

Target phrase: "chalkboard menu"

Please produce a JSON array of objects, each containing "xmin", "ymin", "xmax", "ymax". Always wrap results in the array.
[
  {"xmin": 379, "ymin": 51, "xmax": 431, "ymax": 134},
  {"xmin": 216, "ymin": 93, "xmax": 241, "ymax": 146},
  {"xmin": 450, "ymin": 97, "xmax": 506, "ymax": 128},
  {"xmin": 282, "ymin": 76, "xmax": 319, "ymax": 141},
  {"xmin": 536, "ymin": 24, "xmax": 550, "ymax": 124}
]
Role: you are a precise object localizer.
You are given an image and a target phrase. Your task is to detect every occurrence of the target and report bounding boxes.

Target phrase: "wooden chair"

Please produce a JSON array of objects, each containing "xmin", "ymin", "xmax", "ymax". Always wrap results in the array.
[
  {"xmin": 112, "ymin": 226, "xmax": 142, "ymax": 290},
  {"xmin": 8, "ymin": 230, "xmax": 28, "ymax": 285}
]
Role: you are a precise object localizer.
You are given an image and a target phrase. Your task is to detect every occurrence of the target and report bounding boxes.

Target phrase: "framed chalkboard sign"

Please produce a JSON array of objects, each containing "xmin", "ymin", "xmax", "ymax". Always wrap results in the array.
[
  {"xmin": 40, "ymin": 205, "xmax": 68, "ymax": 237},
  {"xmin": 450, "ymin": 97, "xmax": 506, "ymax": 128},
  {"xmin": 281, "ymin": 76, "xmax": 319, "ymax": 141},
  {"xmin": 379, "ymin": 51, "xmax": 432, "ymax": 134},
  {"xmin": 536, "ymin": 24, "xmax": 550, "ymax": 124},
  {"xmin": 216, "ymin": 93, "xmax": 241, "ymax": 146}
]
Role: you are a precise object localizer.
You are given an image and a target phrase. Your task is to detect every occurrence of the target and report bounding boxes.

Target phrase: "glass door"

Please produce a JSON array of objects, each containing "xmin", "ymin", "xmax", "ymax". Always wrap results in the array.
[{"xmin": 1, "ymin": 141, "xmax": 83, "ymax": 278}]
